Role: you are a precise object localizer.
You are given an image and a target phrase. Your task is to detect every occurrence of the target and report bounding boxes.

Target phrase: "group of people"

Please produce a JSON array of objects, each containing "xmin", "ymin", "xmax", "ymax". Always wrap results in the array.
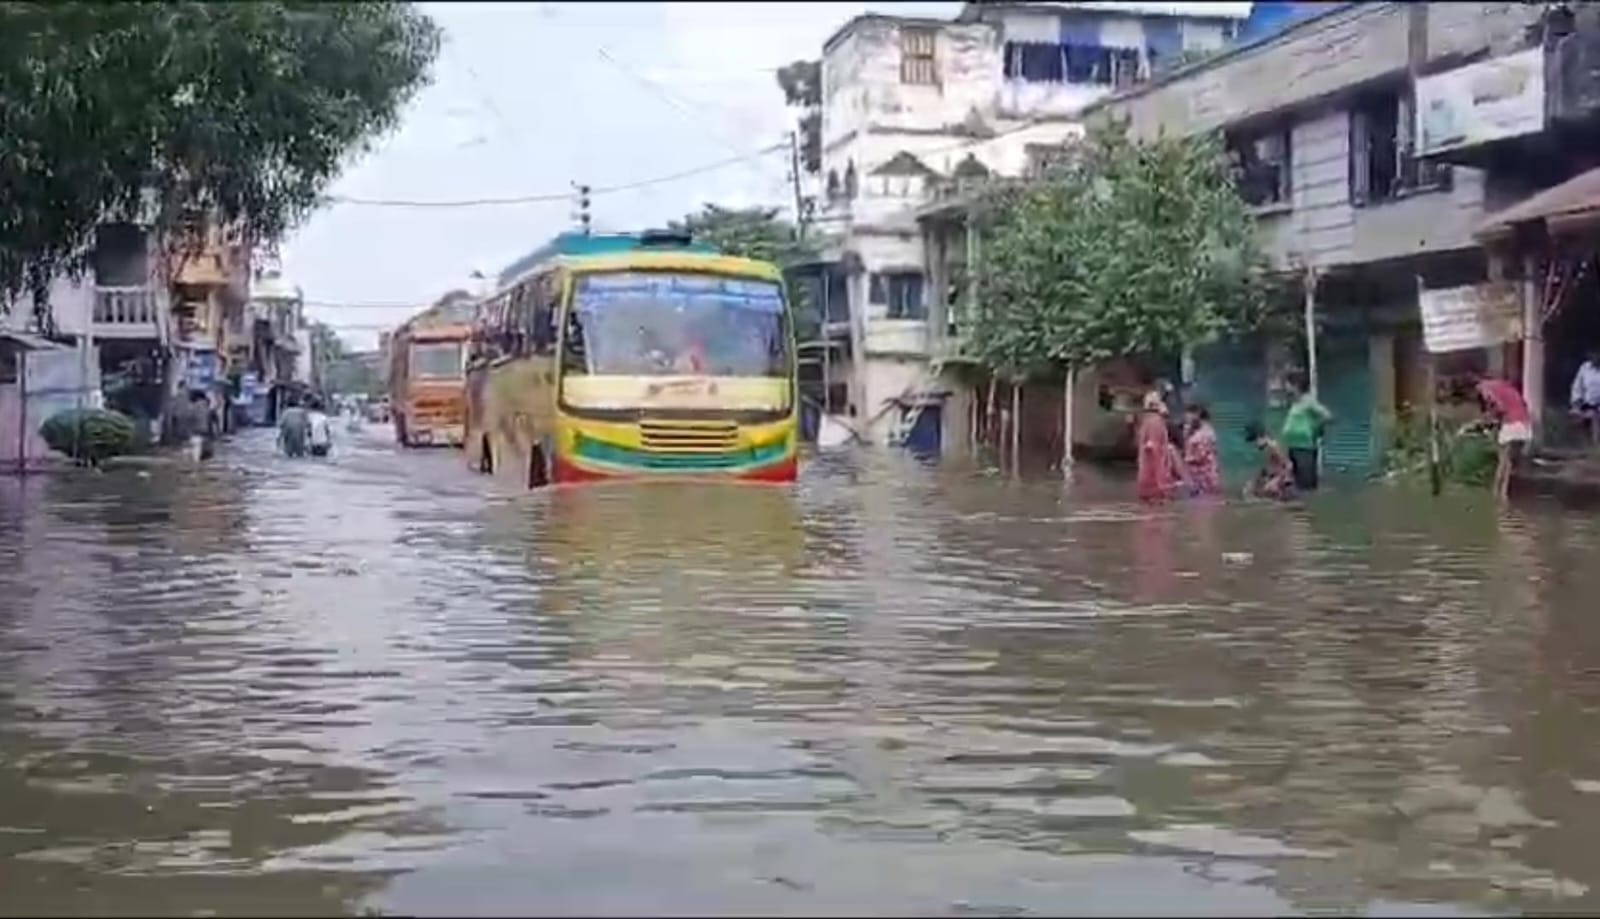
[
  {"xmin": 1134, "ymin": 372, "xmax": 1332, "ymax": 504},
  {"xmin": 1130, "ymin": 361, "xmax": 1574, "ymax": 505},
  {"xmin": 277, "ymin": 395, "xmax": 335, "ymax": 459}
]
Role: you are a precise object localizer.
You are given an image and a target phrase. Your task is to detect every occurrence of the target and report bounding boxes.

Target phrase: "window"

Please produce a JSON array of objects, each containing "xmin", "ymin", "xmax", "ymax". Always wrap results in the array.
[
  {"xmin": 1111, "ymin": 48, "xmax": 1142, "ymax": 88},
  {"xmin": 900, "ymin": 27, "xmax": 937, "ymax": 85},
  {"xmin": 562, "ymin": 272, "xmax": 790, "ymax": 378},
  {"xmin": 93, "ymin": 223, "xmax": 149, "ymax": 287},
  {"xmin": 1350, "ymin": 91, "xmax": 1452, "ymax": 206},
  {"xmin": 1004, "ymin": 42, "xmax": 1065, "ymax": 83},
  {"xmin": 1003, "ymin": 42, "xmax": 1141, "ymax": 87},
  {"xmin": 410, "ymin": 341, "xmax": 464, "ymax": 380},
  {"xmin": 1227, "ymin": 126, "xmax": 1293, "ymax": 207},
  {"xmin": 0, "ymin": 346, "xmax": 18, "ymax": 385},
  {"xmin": 561, "ymin": 304, "xmax": 590, "ymax": 376},
  {"xmin": 870, "ymin": 271, "xmax": 926, "ymax": 320},
  {"xmin": 528, "ymin": 274, "xmax": 559, "ymax": 354}
]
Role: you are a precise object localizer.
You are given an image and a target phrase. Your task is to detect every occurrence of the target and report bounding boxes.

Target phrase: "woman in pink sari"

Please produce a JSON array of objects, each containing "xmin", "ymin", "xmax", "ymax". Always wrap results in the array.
[{"xmin": 1136, "ymin": 391, "xmax": 1176, "ymax": 502}]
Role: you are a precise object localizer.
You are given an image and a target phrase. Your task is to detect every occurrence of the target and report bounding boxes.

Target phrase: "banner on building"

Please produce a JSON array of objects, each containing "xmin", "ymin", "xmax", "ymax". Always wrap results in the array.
[
  {"xmin": 234, "ymin": 371, "xmax": 259, "ymax": 406},
  {"xmin": 1416, "ymin": 48, "xmax": 1545, "ymax": 157},
  {"xmin": 184, "ymin": 349, "xmax": 220, "ymax": 391},
  {"xmin": 1418, "ymin": 282, "xmax": 1522, "ymax": 354}
]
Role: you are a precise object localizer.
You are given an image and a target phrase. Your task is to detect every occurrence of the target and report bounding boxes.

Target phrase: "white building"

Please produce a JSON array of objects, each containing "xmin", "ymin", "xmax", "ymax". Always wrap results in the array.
[{"xmin": 814, "ymin": 1, "xmax": 1249, "ymax": 450}]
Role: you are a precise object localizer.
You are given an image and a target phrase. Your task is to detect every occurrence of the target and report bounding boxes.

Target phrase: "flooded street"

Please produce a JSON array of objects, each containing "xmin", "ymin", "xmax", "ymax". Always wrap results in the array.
[{"xmin": 5, "ymin": 429, "xmax": 1600, "ymax": 916}]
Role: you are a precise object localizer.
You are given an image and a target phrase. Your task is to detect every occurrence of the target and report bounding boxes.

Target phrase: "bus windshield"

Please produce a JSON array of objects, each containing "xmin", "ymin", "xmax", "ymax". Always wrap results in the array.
[
  {"xmin": 565, "ymin": 271, "xmax": 789, "ymax": 378},
  {"xmin": 410, "ymin": 340, "xmax": 464, "ymax": 380}
]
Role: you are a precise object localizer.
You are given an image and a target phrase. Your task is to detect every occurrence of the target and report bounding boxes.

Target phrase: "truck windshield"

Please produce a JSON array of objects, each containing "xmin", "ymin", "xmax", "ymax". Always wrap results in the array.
[
  {"xmin": 563, "ymin": 271, "xmax": 789, "ymax": 378},
  {"xmin": 410, "ymin": 341, "xmax": 463, "ymax": 380}
]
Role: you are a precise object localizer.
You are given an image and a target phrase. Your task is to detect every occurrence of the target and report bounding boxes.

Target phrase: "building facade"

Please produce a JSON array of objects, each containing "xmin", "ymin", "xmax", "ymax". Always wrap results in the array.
[
  {"xmin": 1074, "ymin": 1, "xmax": 1579, "ymax": 477},
  {"xmin": 1, "ymin": 209, "xmax": 282, "ymax": 451},
  {"xmin": 813, "ymin": 1, "xmax": 1248, "ymax": 451}
]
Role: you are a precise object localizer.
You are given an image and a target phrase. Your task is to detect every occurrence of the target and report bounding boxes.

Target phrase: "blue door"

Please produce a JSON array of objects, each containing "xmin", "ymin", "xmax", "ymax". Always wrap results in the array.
[
  {"xmin": 905, "ymin": 404, "xmax": 942, "ymax": 457},
  {"xmin": 1191, "ymin": 340, "xmax": 1268, "ymax": 487},
  {"xmin": 1317, "ymin": 333, "xmax": 1377, "ymax": 479}
]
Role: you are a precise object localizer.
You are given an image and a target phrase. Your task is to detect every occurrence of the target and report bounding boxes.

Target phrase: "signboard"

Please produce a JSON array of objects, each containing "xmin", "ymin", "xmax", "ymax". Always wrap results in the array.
[
  {"xmin": 1416, "ymin": 48, "xmax": 1545, "ymax": 157},
  {"xmin": 184, "ymin": 349, "xmax": 220, "ymax": 391},
  {"xmin": 1418, "ymin": 282, "xmax": 1523, "ymax": 355},
  {"xmin": 234, "ymin": 371, "xmax": 259, "ymax": 406},
  {"xmin": 576, "ymin": 273, "xmax": 785, "ymax": 312}
]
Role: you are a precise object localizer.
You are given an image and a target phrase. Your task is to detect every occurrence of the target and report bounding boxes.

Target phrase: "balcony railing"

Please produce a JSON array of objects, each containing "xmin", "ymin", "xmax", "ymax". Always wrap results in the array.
[{"xmin": 92, "ymin": 286, "xmax": 167, "ymax": 340}]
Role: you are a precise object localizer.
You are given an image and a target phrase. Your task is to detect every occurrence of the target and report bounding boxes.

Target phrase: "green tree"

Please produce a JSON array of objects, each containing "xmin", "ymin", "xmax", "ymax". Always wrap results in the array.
[
  {"xmin": 970, "ymin": 119, "xmax": 1267, "ymax": 467},
  {"xmin": 775, "ymin": 60, "xmax": 821, "ymax": 176},
  {"xmin": 1, "ymin": 2, "xmax": 440, "ymax": 313},
  {"xmin": 668, "ymin": 204, "xmax": 815, "ymax": 265},
  {"xmin": 668, "ymin": 203, "xmax": 825, "ymax": 342},
  {"xmin": 309, "ymin": 320, "xmax": 382, "ymax": 398}
]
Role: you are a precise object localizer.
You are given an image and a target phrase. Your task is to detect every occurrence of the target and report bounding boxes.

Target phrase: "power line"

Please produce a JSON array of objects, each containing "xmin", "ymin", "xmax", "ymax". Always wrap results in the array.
[{"xmin": 325, "ymin": 142, "xmax": 786, "ymax": 209}]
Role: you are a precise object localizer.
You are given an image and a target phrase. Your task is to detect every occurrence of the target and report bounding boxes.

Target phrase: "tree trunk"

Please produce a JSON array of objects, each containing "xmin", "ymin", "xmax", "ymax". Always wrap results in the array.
[
  {"xmin": 1010, "ymin": 380, "xmax": 1022, "ymax": 478},
  {"xmin": 1061, "ymin": 366, "xmax": 1075, "ymax": 479},
  {"xmin": 985, "ymin": 375, "xmax": 998, "ymax": 451}
]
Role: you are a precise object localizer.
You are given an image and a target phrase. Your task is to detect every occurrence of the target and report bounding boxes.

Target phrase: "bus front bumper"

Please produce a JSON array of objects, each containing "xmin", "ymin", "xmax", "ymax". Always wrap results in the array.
[{"xmin": 551, "ymin": 445, "xmax": 798, "ymax": 485}]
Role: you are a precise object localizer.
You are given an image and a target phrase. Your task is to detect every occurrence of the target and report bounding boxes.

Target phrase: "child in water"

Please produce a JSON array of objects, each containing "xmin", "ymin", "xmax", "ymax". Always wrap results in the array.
[
  {"xmin": 1182, "ymin": 403, "xmax": 1223, "ymax": 496},
  {"xmin": 1244, "ymin": 422, "xmax": 1295, "ymax": 500}
]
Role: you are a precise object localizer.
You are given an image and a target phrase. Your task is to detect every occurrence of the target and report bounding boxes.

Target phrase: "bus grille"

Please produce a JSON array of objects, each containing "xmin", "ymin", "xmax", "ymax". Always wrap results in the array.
[{"xmin": 639, "ymin": 420, "xmax": 738, "ymax": 454}]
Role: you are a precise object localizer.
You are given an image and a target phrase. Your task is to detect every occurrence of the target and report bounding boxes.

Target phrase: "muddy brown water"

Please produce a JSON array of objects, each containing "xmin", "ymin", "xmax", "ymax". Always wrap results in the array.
[{"xmin": 3, "ymin": 429, "xmax": 1600, "ymax": 916}]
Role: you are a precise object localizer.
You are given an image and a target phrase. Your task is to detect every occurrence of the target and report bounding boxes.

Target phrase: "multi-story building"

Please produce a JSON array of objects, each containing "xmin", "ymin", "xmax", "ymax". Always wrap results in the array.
[
  {"xmin": 241, "ymin": 264, "xmax": 307, "ymax": 425},
  {"xmin": 812, "ymin": 1, "xmax": 1250, "ymax": 451},
  {"xmin": 1070, "ymin": 1, "xmax": 1589, "ymax": 476},
  {"xmin": 2, "ymin": 211, "xmax": 259, "ymax": 449},
  {"xmin": 171, "ymin": 214, "xmax": 253, "ymax": 431}
]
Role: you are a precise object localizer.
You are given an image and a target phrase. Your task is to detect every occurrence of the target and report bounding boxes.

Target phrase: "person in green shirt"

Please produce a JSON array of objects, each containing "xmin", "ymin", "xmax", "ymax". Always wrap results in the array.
[{"xmin": 1280, "ymin": 372, "xmax": 1332, "ymax": 492}]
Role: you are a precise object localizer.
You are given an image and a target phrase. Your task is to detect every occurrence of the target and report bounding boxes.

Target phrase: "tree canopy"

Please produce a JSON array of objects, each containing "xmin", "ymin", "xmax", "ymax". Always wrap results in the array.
[
  {"xmin": 1, "ymin": 2, "xmax": 441, "ymax": 308},
  {"xmin": 968, "ymin": 119, "xmax": 1267, "ymax": 379},
  {"xmin": 311, "ymin": 321, "xmax": 383, "ymax": 398},
  {"xmin": 774, "ymin": 60, "xmax": 822, "ymax": 176},
  {"xmin": 668, "ymin": 204, "xmax": 815, "ymax": 266}
]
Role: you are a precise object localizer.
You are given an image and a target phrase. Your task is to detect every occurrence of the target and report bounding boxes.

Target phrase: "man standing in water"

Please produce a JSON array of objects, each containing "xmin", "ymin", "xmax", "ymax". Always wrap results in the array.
[
  {"xmin": 306, "ymin": 398, "xmax": 334, "ymax": 458},
  {"xmin": 1280, "ymin": 372, "xmax": 1332, "ymax": 493},
  {"xmin": 278, "ymin": 397, "xmax": 310, "ymax": 458}
]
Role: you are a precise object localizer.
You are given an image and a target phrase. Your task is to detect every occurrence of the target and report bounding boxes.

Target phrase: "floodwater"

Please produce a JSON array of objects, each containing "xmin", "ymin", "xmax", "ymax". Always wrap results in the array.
[{"xmin": 3, "ymin": 428, "xmax": 1600, "ymax": 917}]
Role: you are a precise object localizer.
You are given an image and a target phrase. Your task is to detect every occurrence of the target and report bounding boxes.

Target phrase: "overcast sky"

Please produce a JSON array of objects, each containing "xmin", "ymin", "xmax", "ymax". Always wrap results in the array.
[
  {"xmin": 284, "ymin": 1, "xmax": 1253, "ymax": 349},
  {"xmin": 283, "ymin": 1, "xmax": 959, "ymax": 349}
]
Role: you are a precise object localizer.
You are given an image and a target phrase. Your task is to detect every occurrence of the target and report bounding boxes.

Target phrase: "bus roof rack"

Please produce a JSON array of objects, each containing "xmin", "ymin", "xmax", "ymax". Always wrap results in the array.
[
  {"xmin": 638, "ymin": 228, "xmax": 695, "ymax": 248},
  {"xmin": 497, "ymin": 230, "xmax": 717, "ymax": 288}
]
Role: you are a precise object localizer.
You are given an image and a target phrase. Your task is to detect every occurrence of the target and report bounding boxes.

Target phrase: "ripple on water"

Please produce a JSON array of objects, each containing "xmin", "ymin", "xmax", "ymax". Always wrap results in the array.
[{"xmin": 0, "ymin": 434, "xmax": 1597, "ymax": 916}]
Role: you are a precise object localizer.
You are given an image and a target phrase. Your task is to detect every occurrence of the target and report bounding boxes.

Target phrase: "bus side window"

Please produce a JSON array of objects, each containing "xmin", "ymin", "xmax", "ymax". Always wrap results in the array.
[
  {"xmin": 510, "ymin": 286, "xmax": 531, "ymax": 358},
  {"xmin": 530, "ymin": 276, "xmax": 558, "ymax": 355},
  {"xmin": 562, "ymin": 308, "xmax": 589, "ymax": 375}
]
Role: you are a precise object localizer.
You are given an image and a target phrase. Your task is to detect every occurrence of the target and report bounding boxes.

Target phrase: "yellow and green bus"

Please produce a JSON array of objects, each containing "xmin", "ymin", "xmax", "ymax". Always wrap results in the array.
[{"xmin": 464, "ymin": 231, "xmax": 799, "ymax": 487}]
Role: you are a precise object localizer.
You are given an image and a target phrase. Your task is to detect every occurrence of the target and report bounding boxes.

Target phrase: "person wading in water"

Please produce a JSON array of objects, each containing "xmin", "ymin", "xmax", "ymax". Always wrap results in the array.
[
  {"xmin": 1280, "ymin": 372, "xmax": 1332, "ymax": 493},
  {"xmin": 278, "ymin": 396, "xmax": 310, "ymax": 458}
]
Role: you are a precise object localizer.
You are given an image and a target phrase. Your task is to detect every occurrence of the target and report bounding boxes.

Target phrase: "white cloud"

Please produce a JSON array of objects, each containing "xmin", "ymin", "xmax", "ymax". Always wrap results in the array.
[{"xmin": 290, "ymin": 0, "xmax": 1227, "ymax": 349}]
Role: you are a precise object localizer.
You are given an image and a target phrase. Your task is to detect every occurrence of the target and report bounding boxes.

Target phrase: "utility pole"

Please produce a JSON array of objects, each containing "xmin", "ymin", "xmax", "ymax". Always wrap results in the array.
[
  {"xmin": 573, "ymin": 182, "xmax": 592, "ymax": 236},
  {"xmin": 787, "ymin": 131, "xmax": 807, "ymax": 242}
]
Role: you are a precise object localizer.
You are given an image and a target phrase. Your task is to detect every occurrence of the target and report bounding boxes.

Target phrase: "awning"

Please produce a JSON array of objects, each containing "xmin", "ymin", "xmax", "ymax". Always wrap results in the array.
[
  {"xmin": 1476, "ymin": 165, "xmax": 1600, "ymax": 241},
  {"xmin": 0, "ymin": 330, "xmax": 66, "ymax": 351}
]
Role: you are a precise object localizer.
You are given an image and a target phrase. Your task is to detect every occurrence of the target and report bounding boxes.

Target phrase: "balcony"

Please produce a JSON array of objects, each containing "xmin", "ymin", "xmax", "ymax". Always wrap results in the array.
[
  {"xmin": 931, "ymin": 330, "xmax": 980, "ymax": 366},
  {"xmin": 861, "ymin": 318, "xmax": 929, "ymax": 357},
  {"xmin": 92, "ymin": 286, "xmax": 168, "ymax": 341}
]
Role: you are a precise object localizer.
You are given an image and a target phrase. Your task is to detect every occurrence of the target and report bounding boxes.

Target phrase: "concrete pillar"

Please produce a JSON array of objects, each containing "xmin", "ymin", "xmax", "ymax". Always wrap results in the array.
[
  {"xmin": 1486, "ymin": 253, "xmax": 1508, "ymax": 377},
  {"xmin": 1522, "ymin": 253, "xmax": 1545, "ymax": 443}
]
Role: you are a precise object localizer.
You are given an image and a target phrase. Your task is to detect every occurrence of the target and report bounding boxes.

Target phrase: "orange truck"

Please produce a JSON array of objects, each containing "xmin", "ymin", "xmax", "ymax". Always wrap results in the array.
[{"xmin": 389, "ymin": 294, "xmax": 475, "ymax": 448}]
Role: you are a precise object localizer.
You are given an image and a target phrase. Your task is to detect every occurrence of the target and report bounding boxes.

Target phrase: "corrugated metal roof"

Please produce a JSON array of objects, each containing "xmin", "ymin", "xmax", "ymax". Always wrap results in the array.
[{"xmin": 1476, "ymin": 166, "xmax": 1600, "ymax": 239}]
